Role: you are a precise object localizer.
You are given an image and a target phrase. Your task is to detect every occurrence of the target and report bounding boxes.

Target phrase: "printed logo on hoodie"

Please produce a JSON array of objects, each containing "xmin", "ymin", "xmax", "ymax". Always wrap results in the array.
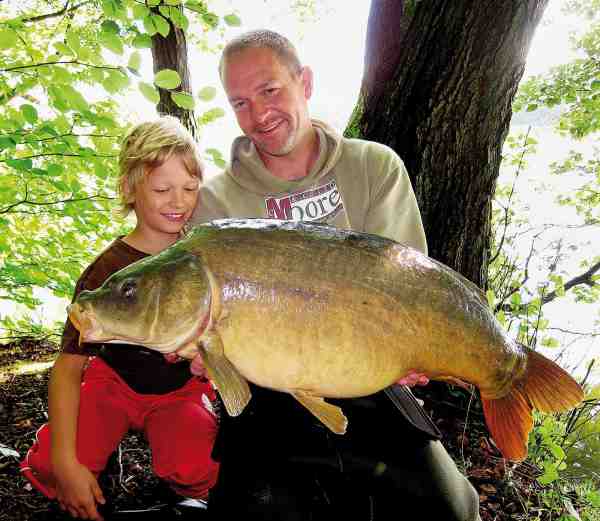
[{"xmin": 265, "ymin": 180, "xmax": 344, "ymax": 222}]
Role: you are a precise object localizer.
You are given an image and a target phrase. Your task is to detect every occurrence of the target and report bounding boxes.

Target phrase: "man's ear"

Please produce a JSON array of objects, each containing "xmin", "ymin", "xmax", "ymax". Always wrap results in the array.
[{"xmin": 300, "ymin": 66, "xmax": 314, "ymax": 100}]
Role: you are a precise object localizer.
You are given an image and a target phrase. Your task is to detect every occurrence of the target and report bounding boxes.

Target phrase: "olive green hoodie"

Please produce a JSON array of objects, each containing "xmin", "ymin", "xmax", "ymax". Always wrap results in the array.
[{"xmin": 191, "ymin": 120, "xmax": 427, "ymax": 254}]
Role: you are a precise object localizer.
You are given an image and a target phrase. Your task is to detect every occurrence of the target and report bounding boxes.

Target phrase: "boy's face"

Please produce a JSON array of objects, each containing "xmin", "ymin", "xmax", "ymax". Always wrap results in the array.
[
  {"xmin": 132, "ymin": 154, "xmax": 199, "ymax": 242},
  {"xmin": 222, "ymin": 47, "xmax": 313, "ymax": 158}
]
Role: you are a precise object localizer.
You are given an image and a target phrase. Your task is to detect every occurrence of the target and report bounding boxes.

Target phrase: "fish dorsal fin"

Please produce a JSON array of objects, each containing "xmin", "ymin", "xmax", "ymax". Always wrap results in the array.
[
  {"xmin": 291, "ymin": 391, "xmax": 348, "ymax": 434},
  {"xmin": 198, "ymin": 330, "xmax": 251, "ymax": 417}
]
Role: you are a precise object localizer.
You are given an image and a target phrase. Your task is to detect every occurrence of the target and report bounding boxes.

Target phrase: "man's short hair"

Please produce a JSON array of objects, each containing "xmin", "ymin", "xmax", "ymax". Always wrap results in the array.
[
  {"xmin": 219, "ymin": 29, "xmax": 303, "ymax": 78},
  {"xmin": 117, "ymin": 116, "xmax": 203, "ymax": 216}
]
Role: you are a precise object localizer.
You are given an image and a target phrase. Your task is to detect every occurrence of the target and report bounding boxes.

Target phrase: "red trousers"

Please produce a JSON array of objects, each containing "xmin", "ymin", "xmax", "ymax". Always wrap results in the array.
[{"xmin": 20, "ymin": 357, "xmax": 219, "ymax": 500}]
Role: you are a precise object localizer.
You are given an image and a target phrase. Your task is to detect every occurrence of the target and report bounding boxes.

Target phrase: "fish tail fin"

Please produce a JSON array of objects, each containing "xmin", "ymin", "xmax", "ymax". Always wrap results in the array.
[
  {"xmin": 519, "ymin": 349, "xmax": 584, "ymax": 413},
  {"xmin": 482, "ymin": 387, "xmax": 533, "ymax": 461},
  {"xmin": 482, "ymin": 349, "xmax": 584, "ymax": 461}
]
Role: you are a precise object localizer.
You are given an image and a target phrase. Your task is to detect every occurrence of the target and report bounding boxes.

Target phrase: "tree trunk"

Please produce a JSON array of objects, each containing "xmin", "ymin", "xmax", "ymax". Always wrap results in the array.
[
  {"xmin": 348, "ymin": 0, "xmax": 549, "ymax": 288},
  {"xmin": 151, "ymin": 10, "xmax": 198, "ymax": 139}
]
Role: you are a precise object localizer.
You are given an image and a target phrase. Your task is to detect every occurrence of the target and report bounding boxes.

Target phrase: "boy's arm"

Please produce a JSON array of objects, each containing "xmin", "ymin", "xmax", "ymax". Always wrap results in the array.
[{"xmin": 49, "ymin": 353, "xmax": 106, "ymax": 520}]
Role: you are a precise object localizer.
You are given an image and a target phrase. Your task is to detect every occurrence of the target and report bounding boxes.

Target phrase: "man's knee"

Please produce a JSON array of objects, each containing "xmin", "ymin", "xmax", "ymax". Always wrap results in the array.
[{"xmin": 423, "ymin": 440, "xmax": 481, "ymax": 521}]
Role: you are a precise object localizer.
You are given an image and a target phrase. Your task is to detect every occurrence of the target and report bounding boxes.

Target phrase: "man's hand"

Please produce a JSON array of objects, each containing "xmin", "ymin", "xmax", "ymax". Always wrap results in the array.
[
  {"xmin": 396, "ymin": 370, "xmax": 429, "ymax": 387},
  {"xmin": 190, "ymin": 353, "xmax": 207, "ymax": 378},
  {"xmin": 54, "ymin": 460, "xmax": 105, "ymax": 520}
]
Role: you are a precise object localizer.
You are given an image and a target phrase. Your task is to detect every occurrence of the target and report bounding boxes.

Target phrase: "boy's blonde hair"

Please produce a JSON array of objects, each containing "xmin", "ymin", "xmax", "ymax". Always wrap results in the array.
[{"xmin": 118, "ymin": 116, "xmax": 203, "ymax": 215}]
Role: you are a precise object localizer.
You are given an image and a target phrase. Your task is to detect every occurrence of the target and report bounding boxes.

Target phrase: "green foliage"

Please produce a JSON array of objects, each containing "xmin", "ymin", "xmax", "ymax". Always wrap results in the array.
[
  {"xmin": 0, "ymin": 0, "xmax": 234, "ymax": 339},
  {"xmin": 198, "ymin": 85, "xmax": 217, "ymax": 101},
  {"xmin": 551, "ymin": 150, "xmax": 600, "ymax": 226},
  {"xmin": 514, "ymin": 1, "xmax": 600, "ymax": 139},
  {"xmin": 489, "ymin": 5, "xmax": 600, "ymax": 518},
  {"xmin": 154, "ymin": 68, "xmax": 182, "ymax": 89}
]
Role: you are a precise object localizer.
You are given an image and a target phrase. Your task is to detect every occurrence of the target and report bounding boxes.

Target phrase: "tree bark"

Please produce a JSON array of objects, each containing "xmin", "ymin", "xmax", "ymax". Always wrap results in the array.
[
  {"xmin": 151, "ymin": 11, "xmax": 198, "ymax": 139},
  {"xmin": 348, "ymin": 0, "xmax": 549, "ymax": 288}
]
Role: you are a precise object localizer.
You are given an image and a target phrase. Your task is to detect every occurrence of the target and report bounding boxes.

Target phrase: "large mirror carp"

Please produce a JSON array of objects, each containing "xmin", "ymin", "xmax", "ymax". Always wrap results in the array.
[{"xmin": 68, "ymin": 219, "xmax": 584, "ymax": 461}]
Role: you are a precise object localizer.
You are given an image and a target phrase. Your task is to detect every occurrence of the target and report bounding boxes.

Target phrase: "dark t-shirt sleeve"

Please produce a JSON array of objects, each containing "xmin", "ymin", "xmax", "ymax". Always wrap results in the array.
[{"xmin": 61, "ymin": 239, "xmax": 148, "ymax": 355}]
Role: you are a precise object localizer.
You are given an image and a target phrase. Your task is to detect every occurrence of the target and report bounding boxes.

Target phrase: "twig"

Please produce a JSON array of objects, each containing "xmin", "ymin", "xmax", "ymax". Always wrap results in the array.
[{"xmin": 19, "ymin": 1, "xmax": 93, "ymax": 23}]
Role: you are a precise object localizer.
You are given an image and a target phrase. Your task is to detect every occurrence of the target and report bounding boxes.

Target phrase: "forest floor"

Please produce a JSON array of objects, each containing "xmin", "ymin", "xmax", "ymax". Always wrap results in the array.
[{"xmin": 1, "ymin": 338, "xmax": 557, "ymax": 520}]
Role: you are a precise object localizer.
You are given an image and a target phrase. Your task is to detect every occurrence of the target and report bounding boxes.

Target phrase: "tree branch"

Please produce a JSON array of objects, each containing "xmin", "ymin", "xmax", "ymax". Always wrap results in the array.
[
  {"xmin": 2, "ymin": 132, "xmax": 122, "ymax": 144},
  {"xmin": 1, "ymin": 153, "xmax": 117, "ymax": 162},
  {"xmin": 1, "ymin": 61, "xmax": 122, "ymax": 73},
  {"xmin": 1, "ymin": 194, "xmax": 115, "ymax": 214},
  {"xmin": 20, "ymin": 0, "xmax": 93, "ymax": 23},
  {"xmin": 541, "ymin": 259, "xmax": 600, "ymax": 305},
  {"xmin": 490, "ymin": 127, "xmax": 532, "ymax": 265},
  {"xmin": 547, "ymin": 327, "xmax": 600, "ymax": 337}
]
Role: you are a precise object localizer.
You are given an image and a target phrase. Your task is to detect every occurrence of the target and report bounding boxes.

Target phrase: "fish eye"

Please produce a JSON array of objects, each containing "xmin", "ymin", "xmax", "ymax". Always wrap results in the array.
[{"xmin": 120, "ymin": 279, "xmax": 137, "ymax": 299}]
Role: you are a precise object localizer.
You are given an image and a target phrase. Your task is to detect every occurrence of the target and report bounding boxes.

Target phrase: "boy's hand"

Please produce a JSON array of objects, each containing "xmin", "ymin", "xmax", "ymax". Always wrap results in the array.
[
  {"xmin": 54, "ymin": 460, "xmax": 105, "ymax": 520},
  {"xmin": 190, "ymin": 353, "xmax": 207, "ymax": 378}
]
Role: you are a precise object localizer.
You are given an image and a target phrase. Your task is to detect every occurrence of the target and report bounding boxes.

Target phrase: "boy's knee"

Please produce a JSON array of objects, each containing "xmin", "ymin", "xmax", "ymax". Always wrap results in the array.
[
  {"xmin": 157, "ymin": 459, "xmax": 219, "ymax": 499},
  {"xmin": 20, "ymin": 424, "xmax": 57, "ymax": 499}
]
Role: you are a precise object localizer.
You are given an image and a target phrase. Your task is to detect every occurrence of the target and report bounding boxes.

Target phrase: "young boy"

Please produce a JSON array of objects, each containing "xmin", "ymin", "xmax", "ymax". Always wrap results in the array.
[{"xmin": 20, "ymin": 117, "xmax": 218, "ymax": 521}]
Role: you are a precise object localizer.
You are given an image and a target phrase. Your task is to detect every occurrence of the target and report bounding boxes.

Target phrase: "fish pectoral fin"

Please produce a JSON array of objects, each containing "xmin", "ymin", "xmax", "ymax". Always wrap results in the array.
[
  {"xmin": 198, "ymin": 331, "xmax": 251, "ymax": 417},
  {"xmin": 435, "ymin": 375, "xmax": 473, "ymax": 391},
  {"xmin": 173, "ymin": 341, "xmax": 200, "ymax": 360},
  {"xmin": 291, "ymin": 391, "xmax": 348, "ymax": 435}
]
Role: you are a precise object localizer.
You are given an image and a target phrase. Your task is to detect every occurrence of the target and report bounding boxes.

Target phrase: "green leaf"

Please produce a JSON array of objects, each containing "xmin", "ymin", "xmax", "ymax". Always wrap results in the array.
[
  {"xmin": 0, "ymin": 137, "xmax": 16, "ymax": 150},
  {"xmin": 65, "ymin": 31, "xmax": 81, "ymax": 55},
  {"xmin": 206, "ymin": 148, "xmax": 226, "ymax": 168},
  {"xmin": 0, "ymin": 28, "xmax": 18, "ymax": 49},
  {"xmin": 153, "ymin": 14, "xmax": 171, "ymax": 38},
  {"xmin": 139, "ymin": 82, "xmax": 160, "ymax": 104},
  {"xmin": 185, "ymin": 1, "xmax": 207, "ymax": 14},
  {"xmin": 61, "ymin": 84, "xmax": 90, "ymax": 112},
  {"xmin": 207, "ymin": 107, "xmax": 225, "ymax": 118},
  {"xmin": 103, "ymin": 69, "xmax": 130, "ymax": 94},
  {"xmin": 132, "ymin": 3, "xmax": 151, "ymax": 19},
  {"xmin": 6, "ymin": 158, "xmax": 33, "ymax": 171},
  {"xmin": 54, "ymin": 42, "xmax": 74, "ymax": 56},
  {"xmin": 101, "ymin": 20, "xmax": 120, "ymax": 35},
  {"xmin": 537, "ymin": 467, "xmax": 559, "ymax": 485},
  {"xmin": 20, "ymin": 104, "xmax": 38, "ymax": 124},
  {"xmin": 99, "ymin": 31, "xmax": 124, "ymax": 55},
  {"xmin": 548, "ymin": 443, "xmax": 565, "ymax": 460},
  {"xmin": 198, "ymin": 86, "xmax": 217, "ymax": 101},
  {"xmin": 52, "ymin": 66, "xmax": 74, "ymax": 84},
  {"xmin": 166, "ymin": 7, "xmax": 189, "ymax": 30},
  {"xmin": 486, "ymin": 289, "xmax": 495, "ymax": 308},
  {"xmin": 128, "ymin": 52, "xmax": 142, "ymax": 72},
  {"xmin": 143, "ymin": 15, "xmax": 158, "ymax": 36},
  {"xmin": 101, "ymin": 0, "xmax": 124, "ymax": 17},
  {"xmin": 171, "ymin": 91, "xmax": 195, "ymax": 109},
  {"xmin": 201, "ymin": 12, "xmax": 219, "ymax": 28},
  {"xmin": 132, "ymin": 33, "xmax": 153, "ymax": 49},
  {"xmin": 510, "ymin": 292, "xmax": 521, "ymax": 307},
  {"xmin": 164, "ymin": 0, "xmax": 182, "ymax": 5},
  {"xmin": 154, "ymin": 69, "xmax": 181, "ymax": 90},
  {"xmin": 47, "ymin": 163, "xmax": 64, "ymax": 176},
  {"xmin": 223, "ymin": 13, "xmax": 242, "ymax": 26},
  {"xmin": 198, "ymin": 107, "xmax": 226, "ymax": 126},
  {"xmin": 541, "ymin": 337, "xmax": 560, "ymax": 348}
]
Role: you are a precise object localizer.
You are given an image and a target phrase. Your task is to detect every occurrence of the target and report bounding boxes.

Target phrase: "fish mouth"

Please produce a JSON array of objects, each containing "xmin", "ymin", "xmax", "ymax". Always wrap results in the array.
[{"xmin": 67, "ymin": 303, "xmax": 112, "ymax": 346}]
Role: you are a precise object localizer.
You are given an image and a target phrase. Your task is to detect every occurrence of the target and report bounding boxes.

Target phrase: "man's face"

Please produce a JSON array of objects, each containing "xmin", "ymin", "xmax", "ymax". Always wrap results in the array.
[{"xmin": 222, "ymin": 47, "xmax": 313, "ymax": 158}]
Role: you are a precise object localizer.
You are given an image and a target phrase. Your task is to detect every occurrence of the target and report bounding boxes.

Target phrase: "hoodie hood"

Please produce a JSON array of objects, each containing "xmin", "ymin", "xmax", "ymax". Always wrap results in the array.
[{"xmin": 225, "ymin": 119, "xmax": 343, "ymax": 196}]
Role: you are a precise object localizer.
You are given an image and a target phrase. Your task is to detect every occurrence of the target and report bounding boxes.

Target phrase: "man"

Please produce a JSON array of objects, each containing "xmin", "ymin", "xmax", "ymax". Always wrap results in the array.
[{"xmin": 191, "ymin": 29, "xmax": 481, "ymax": 521}]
